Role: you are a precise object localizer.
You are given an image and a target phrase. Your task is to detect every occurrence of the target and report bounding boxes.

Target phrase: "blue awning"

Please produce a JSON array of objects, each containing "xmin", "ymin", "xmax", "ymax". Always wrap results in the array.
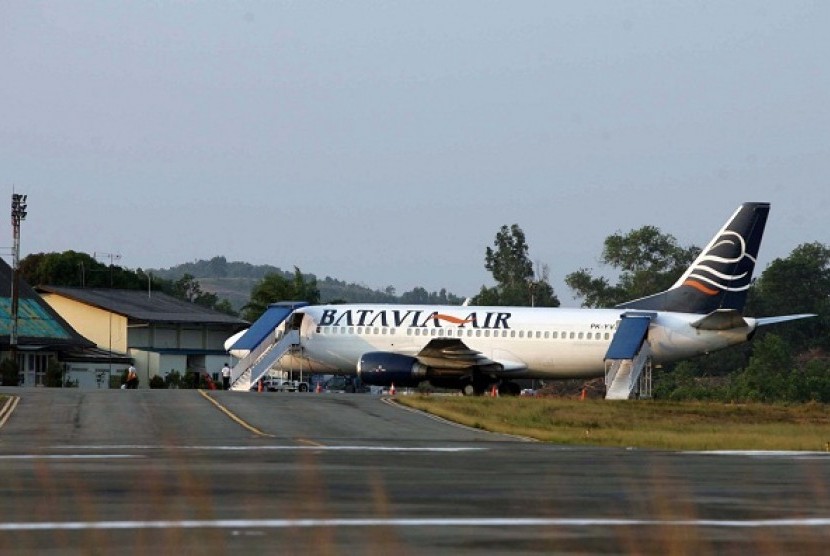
[
  {"xmin": 605, "ymin": 315, "xmax": 651, "ymax": 360},
  {"xmin": 231, "ymin": 301, "xmax": 308, "ymax": 351}
]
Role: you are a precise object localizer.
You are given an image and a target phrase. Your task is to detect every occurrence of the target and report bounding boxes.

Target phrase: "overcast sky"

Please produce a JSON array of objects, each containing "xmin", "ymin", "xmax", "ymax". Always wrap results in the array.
[{"xmin": 2, "ymin": 1, "xmax": 828, "ymax": 305}]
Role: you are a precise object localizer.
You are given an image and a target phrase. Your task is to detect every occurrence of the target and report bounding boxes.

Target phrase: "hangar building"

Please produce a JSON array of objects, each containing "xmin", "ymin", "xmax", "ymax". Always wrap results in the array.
[{"xmin": 36, "ymin": 286, "xmax": 248, "ymax": 388}]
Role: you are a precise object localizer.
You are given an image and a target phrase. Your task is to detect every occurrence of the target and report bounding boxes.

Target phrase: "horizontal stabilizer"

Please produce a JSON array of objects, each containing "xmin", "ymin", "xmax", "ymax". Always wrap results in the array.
[
  {"xmin": 755, "ymin": 314, "xmax": 817, "ymax": 327},
  {"xmin": 691, "ymin": 309, "xmax": 748, "ymax": 330}
]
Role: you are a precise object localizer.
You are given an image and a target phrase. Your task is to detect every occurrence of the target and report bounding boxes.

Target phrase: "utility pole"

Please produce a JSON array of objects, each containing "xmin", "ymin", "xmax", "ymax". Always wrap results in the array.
[
  {"xmin": 10, "ymin": 192, "xmax": 27, "ymax": 383},
  {"xmin": 94, "ymin": 251, "xmax": 121, "ymax": 382}
]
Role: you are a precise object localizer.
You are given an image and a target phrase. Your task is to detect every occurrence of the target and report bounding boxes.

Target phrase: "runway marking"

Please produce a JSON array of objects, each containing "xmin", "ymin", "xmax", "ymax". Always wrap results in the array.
[
  {"xmin": 197, "ymin": 389, "xmax": 275, "ymax": 438},
  {"xmin": 1, "ymin": 516, "xmax": 829, "ymax": 532},
  {"xmin": 51, "ymin": 445, "xmax": 486, "ymax": 453},
  {"xmin": 687, "ymin": 450, "xmax": 830, "ymax": 460},
  {"xmin": 0, "ymin": 395, "xmax": 20, "ymax": 429},
  {"xmin": 0, "ymin": 455, "xmax": 143, "ymax": 460}
]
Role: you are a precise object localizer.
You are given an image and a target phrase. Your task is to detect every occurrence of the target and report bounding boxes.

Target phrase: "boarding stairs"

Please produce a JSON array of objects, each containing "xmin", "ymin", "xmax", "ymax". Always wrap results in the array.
[
  {"xmin": 604, "ymin": 313, "xmax": 654, "ymax": 400},
  {"xmin": 227, "ymin": 301, "xmax": 308, "ymax": 392},
  {"xmin": 230, "ymin": 329, "xmax": 301, "ymax": 391}
]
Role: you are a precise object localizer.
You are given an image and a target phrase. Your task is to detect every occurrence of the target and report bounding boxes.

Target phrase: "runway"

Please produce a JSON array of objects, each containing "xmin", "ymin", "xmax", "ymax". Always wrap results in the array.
[{"xmin": 1, "ymin": 388, "xmax": 828, "ymax": 554}]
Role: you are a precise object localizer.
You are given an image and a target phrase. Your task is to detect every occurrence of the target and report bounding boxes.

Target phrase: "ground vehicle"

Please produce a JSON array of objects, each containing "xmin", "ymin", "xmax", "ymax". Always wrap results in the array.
[
  {"xmin": 324, "ymin": 375, "xmax": 369, "ymax": 393},
  {"xmin": 254, "ymin": 377, "xmax": 311, "ymax": 392}
]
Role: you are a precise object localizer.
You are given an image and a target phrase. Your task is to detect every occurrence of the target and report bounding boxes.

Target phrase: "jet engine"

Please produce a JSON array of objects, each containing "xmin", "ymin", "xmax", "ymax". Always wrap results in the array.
[{"xmin": 357, "ymin": 352, "xmax": 429, "ymax": 387}]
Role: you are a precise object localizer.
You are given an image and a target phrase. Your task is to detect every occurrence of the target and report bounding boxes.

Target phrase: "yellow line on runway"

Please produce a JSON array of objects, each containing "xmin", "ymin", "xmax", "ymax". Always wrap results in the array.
[
  {"xmin": 0, "ymin": 396, "xmax": 20, "ymax": 430},
  {"xmin": 197, "ymin": 390, "xmax": 275, "ymax": 438}
]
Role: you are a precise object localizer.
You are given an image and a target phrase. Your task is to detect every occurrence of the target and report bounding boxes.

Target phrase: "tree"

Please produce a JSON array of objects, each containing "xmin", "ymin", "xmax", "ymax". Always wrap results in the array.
[
  {"xmin": 746, "ymin": 242, "xmax": 830, "ymax": 352},
  {"xmin": 729, "ymin": 334, "xmax": 795, "ymax": 402},
  {"xmin": 19, "ymin": 251, "xmax": 130, "ymax": 288},
  {"xmin": 242, "ymin": 267, "xmax": 320, "ymax": 322},
  {"xmin": 1, "ymin": 359, "xmax": 19, "ymax": 386},
  {"xmin": 44, "ymin": 359, "xmax": 63, "ymax": 387},
  {"xmin": 172, "ymin": 273, "xmax": 220, "ymax": 309},
  {"xmin": 471, "ymin": 224, "xmax": 559, "ymax": 307},
  {"xmin": 20, "ymin": 251, "xmax": 237, "ymax": 315},
  {"xmin": 399, "ymin": 287, "xmax": 464, "ymax": 305},
  {"xmin": 213, "ymin": 299, "xmax": 237, "ymax": 316},
  {"xmin": 566, "ymin": 226, "xmax": 698, "ymax": 307}
]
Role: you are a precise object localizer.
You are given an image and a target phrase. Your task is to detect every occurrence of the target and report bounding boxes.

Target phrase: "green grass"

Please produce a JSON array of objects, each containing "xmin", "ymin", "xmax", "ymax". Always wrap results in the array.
[{"xmin": 396, "ymin": 396, "xmax": 830, "ymax": 451}]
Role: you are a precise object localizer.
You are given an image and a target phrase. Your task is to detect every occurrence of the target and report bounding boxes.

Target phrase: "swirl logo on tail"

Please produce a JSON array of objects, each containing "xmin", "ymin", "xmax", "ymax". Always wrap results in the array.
[{"xmin": 683, "ymin": 231, "xmax": 755, "ymax": 296}]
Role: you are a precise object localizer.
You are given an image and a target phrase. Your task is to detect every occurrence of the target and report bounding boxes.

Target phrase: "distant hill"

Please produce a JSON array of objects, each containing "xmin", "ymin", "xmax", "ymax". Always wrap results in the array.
[{"xmin": 148, "ymin": 256, "xmax": 463, "ymax": 310}]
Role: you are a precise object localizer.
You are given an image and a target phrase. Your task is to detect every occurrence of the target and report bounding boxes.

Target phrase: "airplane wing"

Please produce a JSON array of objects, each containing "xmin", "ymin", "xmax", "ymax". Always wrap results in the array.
[
  {"xmin": 414, "ymin": 338, "xmax": 491, "ymax": 369},
  {"xmin": 413, "ymin": 338, "xmax": 527, "ymax": 374}
]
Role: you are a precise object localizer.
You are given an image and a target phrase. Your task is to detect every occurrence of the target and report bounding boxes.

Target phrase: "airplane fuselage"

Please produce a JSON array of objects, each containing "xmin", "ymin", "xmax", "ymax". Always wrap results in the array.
[{"xmin": 278, "ymin": 304, "xmax": 755, "ymax": 380}]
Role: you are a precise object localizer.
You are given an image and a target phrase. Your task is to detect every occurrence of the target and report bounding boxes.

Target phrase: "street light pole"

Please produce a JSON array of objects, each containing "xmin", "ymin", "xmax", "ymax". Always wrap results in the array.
[
  {"xmin": 94, "ymin": 252, "xmax": 120, "ymax": 383},
  {"xmin": 10, "ymin": 193, "xmax": 28, "ymax": 382}
]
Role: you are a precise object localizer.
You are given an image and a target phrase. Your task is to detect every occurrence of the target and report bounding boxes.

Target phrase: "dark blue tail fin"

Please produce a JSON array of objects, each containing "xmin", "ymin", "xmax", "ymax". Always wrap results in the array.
[{"xmin": 617, "ymin": 202, "xmax": 770, "ymax": 314}]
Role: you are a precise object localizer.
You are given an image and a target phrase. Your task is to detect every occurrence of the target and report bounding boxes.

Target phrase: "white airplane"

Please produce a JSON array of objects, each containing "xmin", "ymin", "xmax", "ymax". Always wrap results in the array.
[{"xmin": 239, "ymin": 202, "xmax": 813, "ymax": 396}]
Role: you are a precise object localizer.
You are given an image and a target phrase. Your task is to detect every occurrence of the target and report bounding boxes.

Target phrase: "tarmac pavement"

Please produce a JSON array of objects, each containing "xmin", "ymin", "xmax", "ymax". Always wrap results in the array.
[{"xmin": 1, "ymin": 387, "xmax": 829, "ymax": 554}]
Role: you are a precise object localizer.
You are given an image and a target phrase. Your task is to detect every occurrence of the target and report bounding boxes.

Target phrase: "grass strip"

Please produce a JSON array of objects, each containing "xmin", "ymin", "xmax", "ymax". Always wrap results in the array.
[{"xmin": 396, "ymin": 396, "xmax": 830, "ymax": 451}]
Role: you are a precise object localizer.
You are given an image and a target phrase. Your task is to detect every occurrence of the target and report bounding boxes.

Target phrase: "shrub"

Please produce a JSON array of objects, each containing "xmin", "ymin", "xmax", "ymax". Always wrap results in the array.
[
  {"xmin": 165, "ymin": 370, "xmax": 182, "ymax": 389},
  {"xmin": 44, "ymin": 359, "xmax": 63, "ymax": 388},
  {"xmin": 0, "ymin": 359, "xmax": 19, "ymax": 386}
]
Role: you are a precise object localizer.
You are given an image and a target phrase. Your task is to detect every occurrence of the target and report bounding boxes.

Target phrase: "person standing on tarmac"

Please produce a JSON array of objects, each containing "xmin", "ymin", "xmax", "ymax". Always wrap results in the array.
[
  {"xmin": 221, "ymin": 363, "xmax": 231, "ymax": 390},
  {"xmin": 126, "ymin": 365, "xmax": 139, "ymax": 389}
]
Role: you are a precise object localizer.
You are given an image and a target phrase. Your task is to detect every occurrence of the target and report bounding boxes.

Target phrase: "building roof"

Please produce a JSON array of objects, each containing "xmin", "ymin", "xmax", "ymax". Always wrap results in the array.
[
  {"xmin": 36, "ymin": 286, "xmax": 249, "ymax": 326},
  {"xmin": 0, "ymin": 258, "xmax": 95, "ymax": 349}
]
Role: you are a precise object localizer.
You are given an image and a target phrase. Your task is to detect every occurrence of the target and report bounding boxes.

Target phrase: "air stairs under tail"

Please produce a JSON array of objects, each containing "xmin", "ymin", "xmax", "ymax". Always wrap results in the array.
[
  {"xmin": 230, "ymin": 329, "xmax": 301, "ymax": 391},
  {"xmin": 604, "ymin": 313, "xmax": 654, "ymax": 400}
]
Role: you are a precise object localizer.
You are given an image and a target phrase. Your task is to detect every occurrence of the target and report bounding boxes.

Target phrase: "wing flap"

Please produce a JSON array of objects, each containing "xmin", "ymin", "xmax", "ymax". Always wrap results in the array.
[{"xmin": 416, "ymin": 338, "xmax": 491, "ymax": 369}]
